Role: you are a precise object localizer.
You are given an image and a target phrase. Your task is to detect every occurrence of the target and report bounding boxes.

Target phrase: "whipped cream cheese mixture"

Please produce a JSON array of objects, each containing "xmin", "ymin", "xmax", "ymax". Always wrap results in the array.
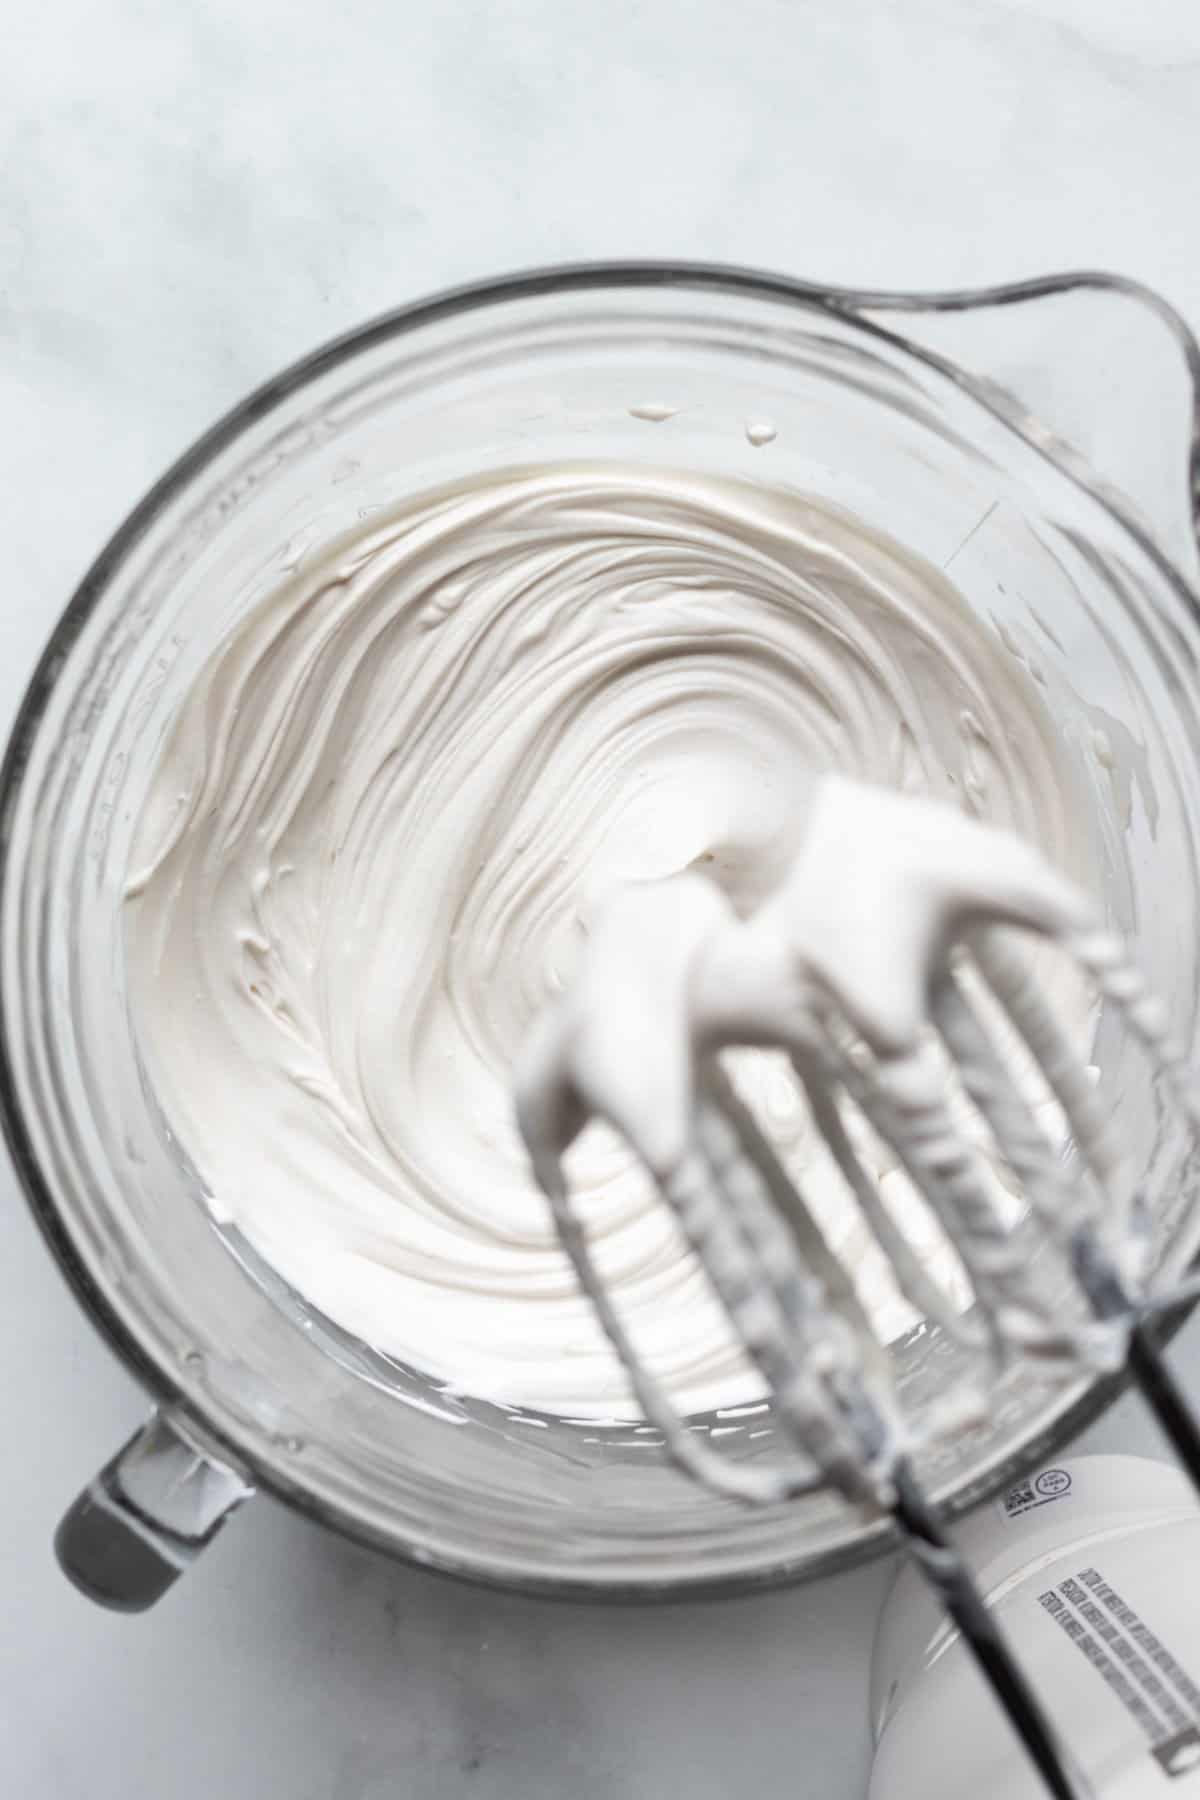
[{"xmin": 125, "ymin": 464, "xmax": 1094, "ymax": 1416}]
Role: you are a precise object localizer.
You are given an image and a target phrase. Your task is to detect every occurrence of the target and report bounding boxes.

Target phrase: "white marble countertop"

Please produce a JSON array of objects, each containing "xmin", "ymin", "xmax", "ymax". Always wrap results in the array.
[{"xmin": 4, "ymin": 2, "xmax": 1200, "ymax": 1795}]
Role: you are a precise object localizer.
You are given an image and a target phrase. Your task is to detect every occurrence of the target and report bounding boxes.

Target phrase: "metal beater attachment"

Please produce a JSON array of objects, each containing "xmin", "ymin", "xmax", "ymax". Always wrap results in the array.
[{"xmin": 514, "ymin": 782, "xmax": 1200, "ymax": 1800}]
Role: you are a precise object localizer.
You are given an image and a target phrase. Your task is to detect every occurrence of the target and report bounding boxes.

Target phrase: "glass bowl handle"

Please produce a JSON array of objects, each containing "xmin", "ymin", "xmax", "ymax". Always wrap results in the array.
[
  {"xmin": 55, "ymin": 1410, "xmax": 254, "ymax": 1611},
  {"xmin": 839, "ymin": 271, "xmax": 1200, "ymax": 586}
]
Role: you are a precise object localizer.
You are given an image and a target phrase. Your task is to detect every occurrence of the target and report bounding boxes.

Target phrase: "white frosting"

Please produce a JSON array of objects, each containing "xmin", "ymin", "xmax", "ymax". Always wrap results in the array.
[
  {"xmin": 125, "ymin": 464, "xmax": 1095, "ymax": 1417},
  {"xmin": 517, "ymin": 777, "xmax": 1096, "ymax": 1173},
  {"xmin": 516, "ymin": 780, "xmax": 1113, "ymax": 1440}
]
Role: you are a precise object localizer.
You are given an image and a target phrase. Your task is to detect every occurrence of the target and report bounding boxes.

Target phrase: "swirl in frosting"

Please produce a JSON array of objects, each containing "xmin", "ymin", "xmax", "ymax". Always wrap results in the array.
[{"xmin": 125, "ymin": 465, "xmax": 1093, "ymax": 1415}]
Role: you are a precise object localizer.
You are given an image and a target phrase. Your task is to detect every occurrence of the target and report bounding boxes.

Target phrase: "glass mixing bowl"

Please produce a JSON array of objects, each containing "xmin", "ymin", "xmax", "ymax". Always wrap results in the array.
[{"xmin": 4, "ymin": 264, "xmax": 1200, "ymax": 1609}]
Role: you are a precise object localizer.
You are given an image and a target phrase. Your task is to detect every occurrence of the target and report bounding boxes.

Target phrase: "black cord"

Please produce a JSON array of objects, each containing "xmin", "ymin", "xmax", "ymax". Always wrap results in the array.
[{"xmin": 1127, "ymin": 1319, "xmax": 1200, "ymax": 1492}]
